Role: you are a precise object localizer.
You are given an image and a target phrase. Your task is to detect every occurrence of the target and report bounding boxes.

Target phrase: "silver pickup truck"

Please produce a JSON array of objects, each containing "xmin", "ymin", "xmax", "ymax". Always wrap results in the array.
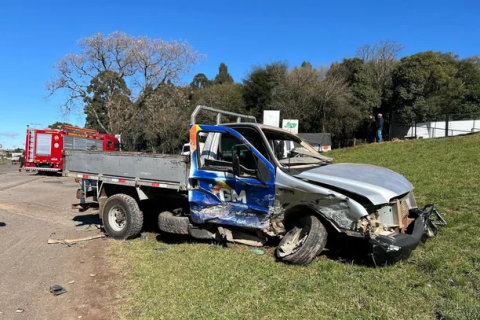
[{"xmin": 64, "ymin": 106, "xmax": 444, "ymax": 265}]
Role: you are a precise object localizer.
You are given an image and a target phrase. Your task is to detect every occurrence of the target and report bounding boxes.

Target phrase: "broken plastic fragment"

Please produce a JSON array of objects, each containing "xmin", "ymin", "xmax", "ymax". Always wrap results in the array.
[
  {"xmin": 50, "ymin": 285, "xmax": 67, "ymax": 296},
  {"xmin": 250, "ymin": 249, "xmax": 264, "ymax": 255}
]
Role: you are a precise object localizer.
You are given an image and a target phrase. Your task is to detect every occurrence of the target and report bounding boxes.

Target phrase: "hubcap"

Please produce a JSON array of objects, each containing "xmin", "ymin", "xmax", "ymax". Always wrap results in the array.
[{"xmin": 108, "ymin": 206, "xmax": 127, "ymax": 232}]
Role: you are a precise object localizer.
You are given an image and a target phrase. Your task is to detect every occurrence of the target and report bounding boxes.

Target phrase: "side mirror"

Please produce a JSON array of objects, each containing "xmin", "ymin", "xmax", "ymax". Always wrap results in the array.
[{"xmin": 232, "ymin": 152, "xmax": 241, "ymax": 176}]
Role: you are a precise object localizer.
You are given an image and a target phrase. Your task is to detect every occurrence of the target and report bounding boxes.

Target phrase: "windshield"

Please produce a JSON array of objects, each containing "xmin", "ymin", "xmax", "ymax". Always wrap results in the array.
[{"xmin": 261, "ymin": 129, "xmax": 327, "ymax": 165}]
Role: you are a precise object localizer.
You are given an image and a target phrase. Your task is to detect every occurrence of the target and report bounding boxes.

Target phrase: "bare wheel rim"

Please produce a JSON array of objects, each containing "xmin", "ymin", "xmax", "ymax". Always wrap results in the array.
[
  {"xmin": 108, "ymin": 206, "xmax": 127, "ymax": 232},
  {"xmin": 277, "ymin": 225, "xmax": 310, "ymax": 257}
]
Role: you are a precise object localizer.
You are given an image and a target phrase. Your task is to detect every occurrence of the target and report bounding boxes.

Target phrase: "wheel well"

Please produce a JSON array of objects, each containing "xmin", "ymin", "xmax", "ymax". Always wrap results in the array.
[
  {"xmin": 100, "ymin": 183, "xmax": 139, "ymax": 201},
  {"xmin": 283, "ymin": 205, "xmax": 339, "ymax": 236}
]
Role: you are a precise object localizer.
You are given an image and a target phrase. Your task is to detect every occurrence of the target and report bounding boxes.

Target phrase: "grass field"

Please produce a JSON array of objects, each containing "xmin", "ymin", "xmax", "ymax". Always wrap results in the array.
[{"xmin": 109, "ymin": 133, "xmax": 480, "ymax": 320}]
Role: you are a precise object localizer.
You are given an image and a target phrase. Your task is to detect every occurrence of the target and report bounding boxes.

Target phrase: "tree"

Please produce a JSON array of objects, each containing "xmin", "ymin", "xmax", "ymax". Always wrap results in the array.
[
  {"xmin": 83, "ymin": 70, "xmax": 132, "ymax": 134},
  {"xmin": 268, "ymin": 64, "xmax": 359, "ymax": 140},
  {"xmin": 356, "ymin": 39, "xmax": 403, "ymax": 91},
  {"xmin": 390, "ymin": 51, "xmax": 462, "ymax": 122},
  {"xmin": 329, "ymin": 58, "xmax": 381, "ymax": 115},
  {"xmin": 193, "ymin": 83, "xmax": 245, "ymax": 113},
  {"xmin": 301, "ymin": 61, "xmax": 313, "ymax": 69},
  {"xmin": 47, "ymin": 31, "xmax": 203, "ymax": 133},
  {"xmin": 453, "ymin": 56, "xmax": 480, "ymax": 117},
  {"xmin": 242, "ymin": 62, "xmax": 287, "ymax": 117},
  {"xmin": 190, "ymin": 73, "xmax": 210, "ymax": 89},
  {"xmin": 48, "ymin": 122, "xmax": 72, "ymax": 129},
  {"xmin": 213, "ymin": 63, "xmax": 234, "ymax": 85},
  {"xmin": 141, "ymin": 84, "xmax": 190, "ymax": 153}
]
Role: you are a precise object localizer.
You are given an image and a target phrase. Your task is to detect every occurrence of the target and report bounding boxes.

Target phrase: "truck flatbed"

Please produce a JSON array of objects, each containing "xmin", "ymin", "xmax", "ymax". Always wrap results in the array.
[{"xmin": 63, "ymin": 150, "xmax": 189, "ymax": 191}]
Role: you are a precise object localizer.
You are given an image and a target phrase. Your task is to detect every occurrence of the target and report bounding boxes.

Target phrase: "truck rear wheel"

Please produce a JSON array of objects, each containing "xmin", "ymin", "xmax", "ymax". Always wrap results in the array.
[
  {"xmin": 103, "ymin": 194, "xmax": 144, "ymax": 240},
  {"xmin": 276, "ymin": 213, "xmax": 327, "ymax": 265}
]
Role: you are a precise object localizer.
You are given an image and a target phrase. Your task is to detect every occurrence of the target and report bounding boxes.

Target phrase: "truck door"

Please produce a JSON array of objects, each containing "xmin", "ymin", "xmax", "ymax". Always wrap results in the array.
[{"xmin": 188, "ymin": 125, "xmax": 275, "ymax": 229}]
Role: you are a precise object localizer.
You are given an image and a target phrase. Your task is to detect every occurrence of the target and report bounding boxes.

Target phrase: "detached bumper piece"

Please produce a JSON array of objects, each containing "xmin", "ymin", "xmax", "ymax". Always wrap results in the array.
[{"xmin": 370, "ymin": 204, "xmax": 446, "ymax": 265}]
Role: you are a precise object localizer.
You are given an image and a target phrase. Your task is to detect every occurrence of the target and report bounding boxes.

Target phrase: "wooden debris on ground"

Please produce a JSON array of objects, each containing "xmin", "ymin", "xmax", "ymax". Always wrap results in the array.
[{"xmin": 47, "ymin": 234, "xmax": 106, "ymax": 245}]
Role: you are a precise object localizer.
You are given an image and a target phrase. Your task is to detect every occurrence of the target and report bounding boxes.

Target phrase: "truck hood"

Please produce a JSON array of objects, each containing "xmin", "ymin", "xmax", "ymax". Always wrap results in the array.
[{"xmin": 293, "ymin": 163, "xmax": 413, "ymax": 205}]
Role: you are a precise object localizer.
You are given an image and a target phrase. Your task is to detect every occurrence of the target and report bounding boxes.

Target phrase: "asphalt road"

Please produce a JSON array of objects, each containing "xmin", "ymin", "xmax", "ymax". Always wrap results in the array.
[{"xmin": 0, "ymin": 164, "xmax": 117, "ymax": 320}]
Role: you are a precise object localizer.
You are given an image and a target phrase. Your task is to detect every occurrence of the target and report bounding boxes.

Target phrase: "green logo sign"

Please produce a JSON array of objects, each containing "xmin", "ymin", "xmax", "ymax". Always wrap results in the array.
[{"xmin": 284, "ymin": 122, "xmax": 297, "ymax": 129}]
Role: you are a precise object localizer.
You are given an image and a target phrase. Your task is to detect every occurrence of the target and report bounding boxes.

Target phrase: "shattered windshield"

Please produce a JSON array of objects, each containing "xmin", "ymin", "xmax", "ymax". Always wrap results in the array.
[{"xmin": 261, "ymin": 129, "xmax": 332, "ymax": 166}]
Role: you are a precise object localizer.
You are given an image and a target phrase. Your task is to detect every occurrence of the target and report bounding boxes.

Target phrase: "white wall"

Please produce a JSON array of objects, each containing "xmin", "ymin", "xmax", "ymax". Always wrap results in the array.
[{"xmin": 406, "ymin": 119, "xmax": 480, "ymax": 139}]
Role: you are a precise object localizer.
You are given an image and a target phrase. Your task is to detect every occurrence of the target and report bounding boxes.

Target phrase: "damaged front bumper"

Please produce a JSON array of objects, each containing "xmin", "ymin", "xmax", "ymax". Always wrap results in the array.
[{"xmin": 369, "ymin": 204, "xmax": 446, "ymax": 265}]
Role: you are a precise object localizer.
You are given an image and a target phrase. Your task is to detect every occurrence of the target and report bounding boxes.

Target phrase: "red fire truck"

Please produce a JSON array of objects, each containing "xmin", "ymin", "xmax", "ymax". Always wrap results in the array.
[{"xmin": 24, "ymin": 125, "xmax": 120, "ymax": 173}]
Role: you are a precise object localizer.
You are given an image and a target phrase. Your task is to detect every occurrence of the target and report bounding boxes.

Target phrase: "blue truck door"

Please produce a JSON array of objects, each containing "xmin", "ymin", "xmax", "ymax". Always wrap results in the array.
[{"xmin": 188, "ymin": 125, "xmax": 275, "ymax": 229}]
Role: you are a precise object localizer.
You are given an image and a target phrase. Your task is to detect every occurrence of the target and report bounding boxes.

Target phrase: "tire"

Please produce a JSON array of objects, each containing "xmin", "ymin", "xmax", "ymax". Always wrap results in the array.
[
  {"xmin": 158, "ymin": 211, "xmax": 189, "ymax": 235},
  {"xmin": 276, "ymin": 213, "xmax": 328, "ymax": 265},
  {"xmin": 102, "ymin": 194, "xmax": 144, "ymax": 240}
]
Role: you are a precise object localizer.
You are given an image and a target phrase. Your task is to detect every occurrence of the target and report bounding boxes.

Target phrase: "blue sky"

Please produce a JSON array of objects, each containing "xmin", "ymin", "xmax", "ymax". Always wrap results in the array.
[{"xmin": 0, "ymin": 0, "xmax": 477, "ymax": 149}]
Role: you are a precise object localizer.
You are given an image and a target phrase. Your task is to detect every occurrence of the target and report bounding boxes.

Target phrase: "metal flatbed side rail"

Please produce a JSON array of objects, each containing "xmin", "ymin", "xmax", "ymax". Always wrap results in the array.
[
  {"xmin": 191, "ymin": 105, "xmax": 257, "ymax": 125},
  {"xmin": 65, "ymin": 172, "xmax": 187, "ymax": 191}
]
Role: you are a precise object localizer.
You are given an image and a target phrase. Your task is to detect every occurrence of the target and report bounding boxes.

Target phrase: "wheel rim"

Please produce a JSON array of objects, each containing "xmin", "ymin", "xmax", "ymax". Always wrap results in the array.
[
  {"xmin": 277, "ymin": 224, "xmax": 310, "ymax": 257},
  {"xmin": 108, "ymin": 206, "xmax": 127, "ymax": 232}
]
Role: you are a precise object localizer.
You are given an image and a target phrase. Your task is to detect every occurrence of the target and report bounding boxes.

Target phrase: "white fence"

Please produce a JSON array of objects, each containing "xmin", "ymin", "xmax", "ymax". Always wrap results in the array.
[{"xmin": 406, "ymin": 119, "xmax": 480, "ymax": 139}]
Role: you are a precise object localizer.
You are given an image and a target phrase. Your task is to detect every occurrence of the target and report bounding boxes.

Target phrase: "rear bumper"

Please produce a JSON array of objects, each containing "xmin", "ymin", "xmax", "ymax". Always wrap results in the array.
[
  {"xmin": 369, "ymin": 204, "xmax": 445, "ymax": 265},
  {"xmin": 25, "ymin": 167, "xmax": 61, "ymax": 172}
]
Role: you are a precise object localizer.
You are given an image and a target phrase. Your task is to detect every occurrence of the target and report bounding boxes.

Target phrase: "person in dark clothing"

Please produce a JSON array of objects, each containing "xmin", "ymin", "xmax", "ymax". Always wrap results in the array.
[
  {"xmin": 19, "ymin": 154, "xmax": 25, "ymax": 172},
  {"xmin": 366, "ymin": 114, "xmax": 376, "ymax": 143},
  {"xmin": 376, "ymin": 113, "xmax": 384, "ymax": 142}
]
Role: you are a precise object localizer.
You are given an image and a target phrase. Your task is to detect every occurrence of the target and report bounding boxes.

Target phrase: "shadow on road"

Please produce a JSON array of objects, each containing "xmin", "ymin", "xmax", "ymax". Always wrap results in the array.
[{"xmin": 73, "ymin": 213, "xmax": 101, "ymax": 227}]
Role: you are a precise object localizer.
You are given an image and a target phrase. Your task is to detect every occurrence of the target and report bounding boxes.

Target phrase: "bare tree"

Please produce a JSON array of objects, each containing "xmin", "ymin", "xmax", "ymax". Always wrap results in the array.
[
  {"xmin": 316, "ymin": 73, "xmax": 351, "ymax": 133},
  {"xmin": 141, "ymin": 85, "xmax": 190, "ymax": 153},
  {"xmin": 47, "ymin": 31, "xmax": 204, "ymax": 132},
  {"xmin": 356, "ymin": 39, "xmax": 403, "ymax": 90},
  {"xmin": 269, "ymin": 65, "xmax": 354, "ymax": 134}
]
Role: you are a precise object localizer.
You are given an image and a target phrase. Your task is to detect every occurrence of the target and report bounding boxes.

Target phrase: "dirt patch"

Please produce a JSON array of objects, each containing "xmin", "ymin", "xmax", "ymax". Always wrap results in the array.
[
  {"xmin": 0, "ymin": 169, "xmax": 120, "ymax": 319},
  {"xmin": 67, "ymin": 238, "xmax": 119, "ymax": 319}
]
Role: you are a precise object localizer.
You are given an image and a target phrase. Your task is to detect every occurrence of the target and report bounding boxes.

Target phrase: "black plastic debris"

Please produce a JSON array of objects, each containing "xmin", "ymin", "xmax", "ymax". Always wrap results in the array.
[{"xmin": 50, "ymin": 285, "xmax": 67, "ymax": 296}]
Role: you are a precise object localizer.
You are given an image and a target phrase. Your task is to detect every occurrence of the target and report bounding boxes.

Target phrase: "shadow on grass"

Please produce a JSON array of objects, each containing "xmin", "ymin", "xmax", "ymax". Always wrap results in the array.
[
  {"xmin": 153, "ymin": 231, "xmax": 381, "ymax": 266},
  {"xmin": 323, "ymin": 236, "xmax": 379, "ymax": 267}
]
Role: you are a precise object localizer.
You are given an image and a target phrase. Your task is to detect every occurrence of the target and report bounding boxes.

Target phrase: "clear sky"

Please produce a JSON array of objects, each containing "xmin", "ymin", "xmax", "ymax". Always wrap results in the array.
[{"xmin": 0, "ymin": 0, "xmax": 477, "ymax": 149}]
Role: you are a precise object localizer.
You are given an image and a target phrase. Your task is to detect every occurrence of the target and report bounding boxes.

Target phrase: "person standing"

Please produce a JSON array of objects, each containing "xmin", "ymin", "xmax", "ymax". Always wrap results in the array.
[
  {"xmin": 367, "ymin": 114, "xmax": 376, "ymax": 143},
  {"xmin": 376, "ymin": 113, "xmax": 384, "ymax": 142},
  {"xmin": 18, "ymin": 154, "xmax": 25, "ymax": 172}
]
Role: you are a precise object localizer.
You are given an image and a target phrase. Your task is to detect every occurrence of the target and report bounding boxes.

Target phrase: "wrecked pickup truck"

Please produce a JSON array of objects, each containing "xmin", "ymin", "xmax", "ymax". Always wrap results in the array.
[{"xmin": 63, "ymin": 106, "xmax": 445, "ymax": 265}]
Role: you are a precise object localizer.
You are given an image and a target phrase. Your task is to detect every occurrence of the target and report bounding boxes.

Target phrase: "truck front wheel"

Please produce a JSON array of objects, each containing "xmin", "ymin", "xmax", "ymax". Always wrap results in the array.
[
  {"xmin": 276, "ymin": 213, "xmax": 327, "ymax": 265},
  {"xmin": 103, "ymin": 194, "xmax": 144, "ymax": 240}
]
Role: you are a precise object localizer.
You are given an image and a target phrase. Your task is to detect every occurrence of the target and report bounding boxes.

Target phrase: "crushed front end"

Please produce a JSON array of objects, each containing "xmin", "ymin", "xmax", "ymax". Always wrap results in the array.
[{"xmin": 356, "ymin": 193, "xmax": 446, "ymax": 265}]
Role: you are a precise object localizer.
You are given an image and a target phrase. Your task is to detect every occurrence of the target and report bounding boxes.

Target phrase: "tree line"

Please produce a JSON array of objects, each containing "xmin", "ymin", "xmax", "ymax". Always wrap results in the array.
[{"xmin": 48, "ymin": 32, "xmax": 480, "ymax": 152}]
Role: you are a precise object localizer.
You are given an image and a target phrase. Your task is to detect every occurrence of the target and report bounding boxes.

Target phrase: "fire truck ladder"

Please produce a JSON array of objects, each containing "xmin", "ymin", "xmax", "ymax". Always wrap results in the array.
[
  {"xmin": 61, "ymin": 125, "xmax": 98, "ymax": 136},
  {"xmin": 27, "ymin": 129, "xmax": 35, "ymax": 163}
]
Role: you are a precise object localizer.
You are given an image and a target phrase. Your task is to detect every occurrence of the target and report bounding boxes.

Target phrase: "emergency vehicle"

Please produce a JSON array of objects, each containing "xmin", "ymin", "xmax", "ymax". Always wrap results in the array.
[{"xmin": 24, "ymin": 125, "xmax": 119, "ymax": 173}]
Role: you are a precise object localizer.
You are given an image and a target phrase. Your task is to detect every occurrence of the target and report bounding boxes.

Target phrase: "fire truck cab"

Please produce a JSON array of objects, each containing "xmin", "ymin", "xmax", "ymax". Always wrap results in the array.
[{"xmin": 24, "ymin": 125, "xmax": 119, "ymax": 173}]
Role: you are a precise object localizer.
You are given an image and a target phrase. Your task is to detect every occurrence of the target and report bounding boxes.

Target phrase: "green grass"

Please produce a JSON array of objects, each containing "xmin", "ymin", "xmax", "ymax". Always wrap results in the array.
[{"xmin": 108, "ymin": 133, "xmax": 480, "ymax": 320}]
